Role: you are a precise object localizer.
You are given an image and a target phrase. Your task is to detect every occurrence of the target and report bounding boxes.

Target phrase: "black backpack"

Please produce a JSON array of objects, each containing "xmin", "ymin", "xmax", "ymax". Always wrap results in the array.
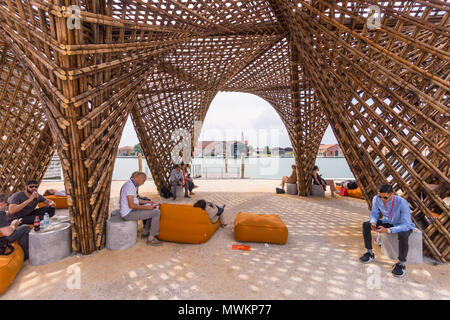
[
  {"xmin": 347, "ymin": 180, "xmax": 358, "ymax": 190},
  {"xmin": 159, "ymin": 186, "xmax": 173, "ymax": 199},
  {"xmin": 276, "ymin": 187, "xmax": 285, "ymax": 194},
  {"xmin": 0, "ymin": 237, "xmax": 14, "ymax": 256}
]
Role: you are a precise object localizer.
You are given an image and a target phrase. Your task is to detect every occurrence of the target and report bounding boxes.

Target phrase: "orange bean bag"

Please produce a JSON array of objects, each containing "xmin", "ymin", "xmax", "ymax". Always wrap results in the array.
[
  {"xmin": 0, "ymin": 242, "xmax": 24, "ymax": 295},
  {"xmin": 336, "ymin": 186, "xmax": 364, "ymax": 199},
  {"xmin": 234, "ymin": 212, "xmax": 288, "ymax": 245},
  {"xmin": 157, "ymin": 203, "xmax": 220, "ymax": 244},
  {"xmin": 37, "ymin": 195, "xmax": 68, "ymax": 209}
]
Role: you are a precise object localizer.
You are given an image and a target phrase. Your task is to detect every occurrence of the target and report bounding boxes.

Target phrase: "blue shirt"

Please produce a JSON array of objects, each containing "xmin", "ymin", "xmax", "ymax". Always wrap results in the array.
[
  {"xmin": 169, "ymin": 169, "xmax": 184, "ymax": 183},
  {"xmin": 369, "ymin": 195, "xmax": 415, "ymax": 233}
]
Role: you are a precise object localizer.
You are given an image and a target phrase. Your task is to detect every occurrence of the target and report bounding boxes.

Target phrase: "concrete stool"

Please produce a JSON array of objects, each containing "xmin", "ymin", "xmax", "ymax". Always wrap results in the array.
[
  {"xmin": 381, "ymin": 228, "xmax": 423, "ymax": 264},
  {"xmin": 285, "ymin": 183, "xmax": 298, "ymax": 195},
  {"xmin": 106, "ymin": 215, "xmax": 138, "ymax": 251},
  {"xmin": 29, "ymin": 223, "xmax": 72, "ymax": 266},
  {"xmin": 311, "ymin": 184, "xmax": 325, "ymax": 197},
  {"xmin": 50, "ymin": 215, "xmax": 71, "ymax": 224},
  {"xmin": 175, "ymin": 185, "xmax": 184, "ymax": 197}
]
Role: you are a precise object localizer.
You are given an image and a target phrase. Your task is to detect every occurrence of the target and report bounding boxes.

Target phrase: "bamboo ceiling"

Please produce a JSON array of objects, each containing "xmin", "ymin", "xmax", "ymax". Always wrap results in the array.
[{"xmin": 0, "ymin": 1, "xmax": 448, "ymax": 261}]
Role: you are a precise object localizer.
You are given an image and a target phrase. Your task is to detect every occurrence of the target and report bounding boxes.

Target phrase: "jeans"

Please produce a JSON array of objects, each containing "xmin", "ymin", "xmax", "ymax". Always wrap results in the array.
[
  {"xmin": 3, "ymin": 225, "xmax": 31, "ymax": 260},
  {"xmin": 362, "ymin": 220, "xmax": 413, "ymax": 262},
  {"xmin": 17, "ymin": 206, "xmax": 55, "ymax": 225}
]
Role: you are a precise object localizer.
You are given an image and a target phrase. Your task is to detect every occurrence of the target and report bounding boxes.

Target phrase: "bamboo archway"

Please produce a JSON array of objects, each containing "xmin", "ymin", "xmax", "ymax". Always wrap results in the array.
[{"xmin": 0, "ymin": 1, "xmax": 448, "ymax": 262}]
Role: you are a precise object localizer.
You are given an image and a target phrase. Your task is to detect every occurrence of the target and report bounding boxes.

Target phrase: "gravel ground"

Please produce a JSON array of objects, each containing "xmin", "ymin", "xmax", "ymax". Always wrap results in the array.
[{"xmin": 1, "ymin": 180, "xmax": 449, "ymax": 300}]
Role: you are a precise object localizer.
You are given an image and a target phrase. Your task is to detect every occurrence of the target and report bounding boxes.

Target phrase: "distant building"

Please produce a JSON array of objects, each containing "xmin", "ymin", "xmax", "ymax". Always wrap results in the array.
[
  {"xmin": 118, "ymin": 146, "xmax": 133, "ymax": 156},
  {"xmin": 318, "ymin": 144, "xmax": 343, "ymax": 157},
  {"xmin": 195, "ymin": 140, "xmax": 248, "ymax": 158},
  {"xmin": 271, "ymin": 147, "xmax": 285, "ymax": 156},
  {"xmin": 254, "ymin": 147, "xmax": 268, "ymax": 155}
]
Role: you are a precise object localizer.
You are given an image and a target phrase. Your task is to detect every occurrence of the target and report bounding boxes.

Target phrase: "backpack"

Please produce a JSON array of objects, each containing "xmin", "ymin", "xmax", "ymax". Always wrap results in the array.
[
  {"xmin": 0, "ymin": 237, "xmax": 14, "ymax": 256},
  {"xmin": 276, "ymin": 187, "xmax": 285, "ymax": 194},
  {"xmin": 347, "ymin": 180, "xmax": 358, "ymax": 190},
  {"xmin": 159, "ymin": 186, "xmax": 173, "ymax": 199}
]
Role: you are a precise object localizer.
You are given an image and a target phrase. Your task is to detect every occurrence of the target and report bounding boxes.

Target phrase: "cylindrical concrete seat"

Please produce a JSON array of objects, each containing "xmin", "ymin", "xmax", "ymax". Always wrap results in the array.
[
  {"xmin": 311, "ymin": 184, "xmax": 325, "ymax": 197},
  {"xmin": 50, "ymin": 215, "xmax": 71, "ymax": 224},
  {"xmin": 285, "ymin": 183, "xmax": 298, "ymax": 195},
  {"xmin": 175, "ymin": 185, "xmax": 184, "ymax": 197},
  {"xmin": 106, "ymin": 215, "xmax": 138, "ymax": 251},
  {"xmin": 29, "ymin": 222, "xmax": 72, "ymax": 266}
]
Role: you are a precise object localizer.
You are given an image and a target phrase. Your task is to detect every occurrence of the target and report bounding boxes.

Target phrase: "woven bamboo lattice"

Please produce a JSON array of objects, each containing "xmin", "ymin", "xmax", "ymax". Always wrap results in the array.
[
  {"xmin": 0, "ymin": 1, "xmax": 448, "ymax": 261},
  {"xmin": 0, "ymin": 39, "xmax": 54, "ymax": 194}
]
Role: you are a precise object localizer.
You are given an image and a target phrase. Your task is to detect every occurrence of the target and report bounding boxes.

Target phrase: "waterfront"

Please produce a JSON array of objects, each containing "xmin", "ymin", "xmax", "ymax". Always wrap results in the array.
[{"xmin": 110, "ymin": 156, "xmax": 354, "ymax": 180}]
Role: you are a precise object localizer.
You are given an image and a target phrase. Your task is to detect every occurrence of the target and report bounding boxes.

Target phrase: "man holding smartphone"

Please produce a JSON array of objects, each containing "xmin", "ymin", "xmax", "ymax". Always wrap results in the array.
[
  {"xmin": 359, "ymin": 184, "xmax": 415, "ymax": 277},
  {"xmin": 0, "ymin": 193, "xmax": 30, "ymax": 260},
  {"xmin": 7, "ymin": 179, "xmax": 56, "ymax": 225}
]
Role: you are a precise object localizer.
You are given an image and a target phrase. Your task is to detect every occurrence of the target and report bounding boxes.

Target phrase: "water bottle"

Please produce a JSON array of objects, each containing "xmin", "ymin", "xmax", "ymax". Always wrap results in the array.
[{"xmin": 43, "ymin": 212, "xmax": 50, "ymax": 228}]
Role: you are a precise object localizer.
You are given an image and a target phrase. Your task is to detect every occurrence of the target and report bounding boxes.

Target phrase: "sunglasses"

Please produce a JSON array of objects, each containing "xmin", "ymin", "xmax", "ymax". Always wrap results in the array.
[
  {"xmin": 380, "ymin": 195, "xmax": 391, "ymax": 200},
  {"xmin": 28, "ymin": 185, "xmax": 39, "ymax": 189}
]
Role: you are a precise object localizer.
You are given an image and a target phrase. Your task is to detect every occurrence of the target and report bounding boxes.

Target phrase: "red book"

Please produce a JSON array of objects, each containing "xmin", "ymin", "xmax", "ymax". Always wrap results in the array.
[{"xmin": 232, "ymin": 244, "xmax": 251, "ymax": 251}]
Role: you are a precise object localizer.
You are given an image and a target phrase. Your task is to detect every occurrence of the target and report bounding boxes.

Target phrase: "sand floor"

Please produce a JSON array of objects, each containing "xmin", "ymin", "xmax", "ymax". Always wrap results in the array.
[{"xmin": 1, "ymin": 179, "xmax": 449, "ymax": 300}]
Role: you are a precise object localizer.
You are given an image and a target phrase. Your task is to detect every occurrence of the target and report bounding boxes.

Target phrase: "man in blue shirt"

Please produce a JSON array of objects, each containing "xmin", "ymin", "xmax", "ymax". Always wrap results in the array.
[{"xmin": 360, "ymin": 184, "xmax": 415, "ymax": 277}]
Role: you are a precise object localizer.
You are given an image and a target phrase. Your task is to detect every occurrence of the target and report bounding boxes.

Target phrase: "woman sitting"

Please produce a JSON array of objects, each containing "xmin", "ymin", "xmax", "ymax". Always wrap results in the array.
[
  {"xmin": 193, "ymin": 199, "xmax": 227, "ymax": 228},
  {"xmin": 280, "ymin": 165, "xmax": 297, "ymax": 189},
  {"xmin": 43, "ymin": 189, "xmax": 66, "ymax": 196},
  {"xmin": 312, "ymin": 165, "xmax": 337, "ymax": 197},
  {"xmin": 183, "ymin": 164, "xmax": 198, "ymax": 195}
]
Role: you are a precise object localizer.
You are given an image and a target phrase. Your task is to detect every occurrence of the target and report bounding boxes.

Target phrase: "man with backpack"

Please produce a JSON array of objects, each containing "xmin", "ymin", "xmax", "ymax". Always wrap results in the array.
[{"xmin": 0, "ymin": 193, "xmax": 30, "ymax": 260}]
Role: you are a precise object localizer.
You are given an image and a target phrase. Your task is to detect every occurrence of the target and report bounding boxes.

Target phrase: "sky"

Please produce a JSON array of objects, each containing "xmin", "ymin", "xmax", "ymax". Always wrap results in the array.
[{"xmin": 119, "ymin": 92, "xmax": 337, "ymax": 148}]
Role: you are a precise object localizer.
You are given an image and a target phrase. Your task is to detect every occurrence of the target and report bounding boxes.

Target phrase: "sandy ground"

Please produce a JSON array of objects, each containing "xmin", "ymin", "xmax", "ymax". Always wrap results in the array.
[{"xmin": 1, "ymin": 179, "xmax": 449, "ymax": 300}]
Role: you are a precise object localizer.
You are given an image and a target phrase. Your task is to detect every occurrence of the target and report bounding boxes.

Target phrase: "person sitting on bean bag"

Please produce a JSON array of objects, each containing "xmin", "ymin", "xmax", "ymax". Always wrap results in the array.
[
  {"xmin": 193, "ymin": 200, "xmax": 227, "ymax": 228},
  {"xmin": 0, "ymin": 193, "xmax": 30, "ymax": 260}
]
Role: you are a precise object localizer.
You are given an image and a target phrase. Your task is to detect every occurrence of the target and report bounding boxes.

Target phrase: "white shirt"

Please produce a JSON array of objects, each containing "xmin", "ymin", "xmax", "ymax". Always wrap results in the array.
[
  {"xmin": 119, "ymin": 180, "xmax": 139, "ymax": 217},
  {"xmin": 205, "ymin": 205, "xmax": 219, "ymax": 224}
]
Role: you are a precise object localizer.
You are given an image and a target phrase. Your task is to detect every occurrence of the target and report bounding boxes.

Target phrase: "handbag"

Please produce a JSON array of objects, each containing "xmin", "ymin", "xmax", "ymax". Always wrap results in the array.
[{"xmin": 276, "ymin": 187, "xmax": 285, "ymax": 194}]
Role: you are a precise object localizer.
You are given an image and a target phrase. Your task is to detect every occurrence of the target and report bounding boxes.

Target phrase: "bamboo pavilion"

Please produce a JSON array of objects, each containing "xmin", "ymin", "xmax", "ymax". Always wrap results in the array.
[{"xmin": 0, "ymin": 1, "xmax": 448, "ymax": 262}]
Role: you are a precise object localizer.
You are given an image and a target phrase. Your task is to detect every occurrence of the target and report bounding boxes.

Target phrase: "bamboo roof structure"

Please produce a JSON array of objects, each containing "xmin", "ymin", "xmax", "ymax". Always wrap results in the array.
[{"xmin": 0, "ymin": 1, "xmax": 448, "ymax": 261}]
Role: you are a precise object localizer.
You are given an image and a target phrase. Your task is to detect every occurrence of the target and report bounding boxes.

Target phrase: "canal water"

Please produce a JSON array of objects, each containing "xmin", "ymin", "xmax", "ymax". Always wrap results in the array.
[{"xmin": 111, "ymin": 157, "xmax": 354, "ymax": 180}]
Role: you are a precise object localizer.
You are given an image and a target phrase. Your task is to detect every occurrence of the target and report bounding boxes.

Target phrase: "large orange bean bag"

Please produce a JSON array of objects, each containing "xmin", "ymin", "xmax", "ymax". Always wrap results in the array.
[
  {"xmin": 37, "ymin": 195, "xmax": 68, "ymax": 209},
  {"xmin": 234, "ymin": 212, "xmax": 288, "ymax": 245},
  {"xmin": 336, "ymin": 186, "xmax": 364, "ymax": 199},
  {"xmin": 0, "ymin": 242, "xmax": 24, "ymax": 295},
  {"xmin": 347, "ymin": 187, "xmax": 364, "ymax": 199},
  {"xmin": 157, "ymin": 203, "xmax": 220, "ymax": 244}
]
